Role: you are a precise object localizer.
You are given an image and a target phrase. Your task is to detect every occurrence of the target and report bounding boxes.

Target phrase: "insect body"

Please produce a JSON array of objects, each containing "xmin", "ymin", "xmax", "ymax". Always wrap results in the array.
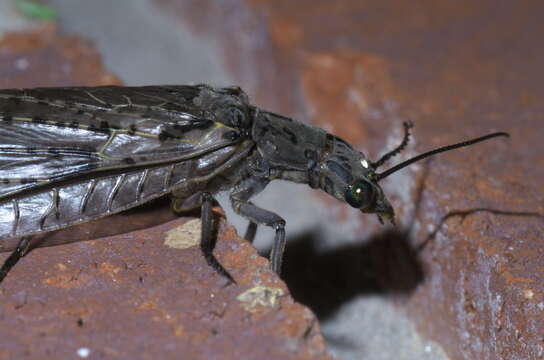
[{"xmin": 0, "ymin": 85, "xmax": 508, "ymax": 283}]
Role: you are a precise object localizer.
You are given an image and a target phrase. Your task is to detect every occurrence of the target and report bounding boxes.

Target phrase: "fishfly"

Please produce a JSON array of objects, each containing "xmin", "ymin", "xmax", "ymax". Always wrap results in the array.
[{"xmin": 0, "ymin": 85, "xmax": 508, "ymax": 283}]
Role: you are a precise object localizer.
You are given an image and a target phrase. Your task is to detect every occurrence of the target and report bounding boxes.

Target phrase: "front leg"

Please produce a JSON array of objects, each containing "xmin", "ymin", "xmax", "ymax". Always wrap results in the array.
[
  {"xmin": 200, "ymin": 193, "xmax": 235, "ymax": 283},
  {"xmin": 171, "ymin": 192, "xmax": 234, "ymax": 283},
  {"xmin": 230, "ymin": 178, "xmax": 287, "ymax": 275}
]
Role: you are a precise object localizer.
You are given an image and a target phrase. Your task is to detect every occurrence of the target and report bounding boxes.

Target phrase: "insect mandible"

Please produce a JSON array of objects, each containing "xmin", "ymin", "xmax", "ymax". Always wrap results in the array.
[{"xmin": 0, "ymin": 85, "xmax": 508, "ymax": 283}]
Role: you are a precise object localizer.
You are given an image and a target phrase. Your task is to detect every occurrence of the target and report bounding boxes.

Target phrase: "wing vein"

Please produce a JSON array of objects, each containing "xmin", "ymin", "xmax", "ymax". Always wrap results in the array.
[
  {"xmin": 164, "ymin": 164, "xmax": 175, "ymax": 189},
  {"xmin": 136, "ymin": 169, "xmax": 149, "ymax": 202},
  {"xmin": 80, "ymin": 179, "xmax": 98, "ymax": 215},
  {"xmin": 106, "ymin": 174, "xmax": 126, "ymax": 212},
  {"xmin": 11, "ymin": 199, "xmax": 19, "ymax": 236},
  {"xmin": 39, "ymin": 189, "xmax": 58, "ymax": 231}
]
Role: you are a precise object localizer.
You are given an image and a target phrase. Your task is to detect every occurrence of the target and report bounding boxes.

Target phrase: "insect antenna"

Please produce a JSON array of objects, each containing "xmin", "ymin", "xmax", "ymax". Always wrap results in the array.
[
  {"xmin": 375, "ymin": 132, "xmax": 509, "ymax": 181},
  {"xmin": 371, "ymin": 121, "xmax": 414, "ymax": 168}
]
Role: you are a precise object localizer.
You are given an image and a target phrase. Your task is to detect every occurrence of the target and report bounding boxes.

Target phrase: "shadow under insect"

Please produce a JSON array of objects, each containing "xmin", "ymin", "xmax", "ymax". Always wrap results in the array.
[
  {"xmin": 280, "ymin": 227, "xmax": 424, "ymax": 320},
  {"xmin": 278, "ymin": 152, "xmax": 543, "ymax": 321}
]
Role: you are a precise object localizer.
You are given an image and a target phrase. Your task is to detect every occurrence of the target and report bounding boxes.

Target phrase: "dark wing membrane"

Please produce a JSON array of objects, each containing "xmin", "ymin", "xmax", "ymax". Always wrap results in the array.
[
  {"xmin": 0, "ymin": 86, "xmax": 243, "ymax": 200},
  {"xmin": 0, "ymin": 85, "xmax": 247, "ymax": 121},
  {"xmin": 3, "ymin": 85, "xmax": 203, "ymax": 113}
]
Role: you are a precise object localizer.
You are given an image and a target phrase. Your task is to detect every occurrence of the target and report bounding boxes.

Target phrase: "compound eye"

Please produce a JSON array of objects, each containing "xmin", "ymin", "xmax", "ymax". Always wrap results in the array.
[{"xmin": 345, "ymin": 179, "xmax": 374, "ymax": 209}]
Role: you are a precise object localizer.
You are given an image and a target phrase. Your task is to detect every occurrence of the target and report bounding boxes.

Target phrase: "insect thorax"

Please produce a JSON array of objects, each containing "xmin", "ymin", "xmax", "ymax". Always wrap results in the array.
[{"xmin": 251, "ymin": 110, "xmax": 327, "ymax": 184}]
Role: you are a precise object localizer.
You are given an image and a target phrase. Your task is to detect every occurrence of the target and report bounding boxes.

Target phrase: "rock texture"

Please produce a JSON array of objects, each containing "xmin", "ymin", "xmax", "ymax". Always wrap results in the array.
[
  {"xmin": 0, "ymin": 213, "xmax": 329, "ymax": 359},
  {"xmin": 1, "ymin": 1, "xmax": 543, "ymax": 358},
  {"xmin": 0, "ymin": 25, "xmax": 119, "ymax": 88},
  {"xmin": 0, "ymin": 24, "xmax": 330, "ymax": 360},
  {"xmin": 157, "ymin": 1, "xmax": 544, "ymax": 359}
]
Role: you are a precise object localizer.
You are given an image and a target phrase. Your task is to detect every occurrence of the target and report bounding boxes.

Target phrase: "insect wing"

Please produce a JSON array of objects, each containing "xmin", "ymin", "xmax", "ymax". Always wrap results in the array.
[
  {"xmin": 0, "ymin": 86, "xmax": 240, "ymax": 199},
  {"xmin": 0, "ymin": 86, "xmax": 247, "ymax": 241}
]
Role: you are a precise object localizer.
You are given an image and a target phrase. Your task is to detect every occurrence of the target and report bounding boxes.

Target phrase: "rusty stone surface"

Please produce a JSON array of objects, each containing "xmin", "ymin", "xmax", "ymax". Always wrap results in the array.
[
  {"xmin": 0, "ymin": 25, "xmax": 331, "ymax": 360},
  {"xmin": 157, "ymin": 1, "xmax": 544, "ymax": 359},
  {"xmin": 0, "ymin": 213, "xmax": 329, "ymax": 359},
  {"xmin": 0, "ymin": 24, "xmax": 120, "ymax": 88}
]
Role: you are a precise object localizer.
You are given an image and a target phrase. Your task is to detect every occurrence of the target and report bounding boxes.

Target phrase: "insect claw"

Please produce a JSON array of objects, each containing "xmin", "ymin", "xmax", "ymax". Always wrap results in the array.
[{"xmin": 218, "ymin": 270, "xmax": 236, "ymax": 286}]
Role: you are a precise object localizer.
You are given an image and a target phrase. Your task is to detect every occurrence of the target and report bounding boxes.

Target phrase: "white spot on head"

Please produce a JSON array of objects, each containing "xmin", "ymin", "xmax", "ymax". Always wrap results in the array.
[
  {"xmin": 361, "ymin": 159, "xmax": 369, "ymax": 168},
  {"xmin": 77, "ymin": 347, "xmax": 90, "ymax": 358}
]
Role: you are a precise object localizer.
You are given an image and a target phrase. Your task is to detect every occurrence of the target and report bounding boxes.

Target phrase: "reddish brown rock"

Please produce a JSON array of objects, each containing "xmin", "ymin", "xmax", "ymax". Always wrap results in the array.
[
  {"xmin": 158, "ymin": 1, "xmax": 544, "ymax": 358},
  {"xmin": 256, "ymin": 2, "xmax": 544, "ymax": 359},
  {"xmin": 0, "ymin": 25, "xmax": 331, "ymax": 360},
  {"xmin": 0, "ymin": 25, "xmax": 120, "ymax": 88},
  {"xmin": 2, "ymin": 2, "xmax": 544, "ymax": 358},
  {"xmin": 0, "ymin": 212, "xmax": 330, "ymax": 359}
]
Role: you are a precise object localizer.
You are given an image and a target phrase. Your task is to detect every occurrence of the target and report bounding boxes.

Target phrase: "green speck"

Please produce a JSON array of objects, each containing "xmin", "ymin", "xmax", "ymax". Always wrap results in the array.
[{"xmin": 15, "ymin": 0, "xmax": 56, "ymax": 22}]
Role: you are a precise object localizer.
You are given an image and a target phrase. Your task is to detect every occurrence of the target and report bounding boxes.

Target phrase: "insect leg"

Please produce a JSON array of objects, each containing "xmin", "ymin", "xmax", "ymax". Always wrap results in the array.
[
  {"xmin": 0, "ymin": 237, "xmax": 31, "ymax": 283},
  {"xmin": 200, "ymin": 192, "xmax": 235, "ymax": 284},
  {"xmin": 244, "ymin": 221, "xmax": 258, "ymax": 243},
  {"xmin": 231, "ymin": 200, "xmax": 286, "ymax": 274},
  {"xmin": 230, "ymin": 178, "xmax": 286, "ymax": 275},
  {"xmin": 171, "ymin": 192, "xmax": 235, "ymax": 283}
]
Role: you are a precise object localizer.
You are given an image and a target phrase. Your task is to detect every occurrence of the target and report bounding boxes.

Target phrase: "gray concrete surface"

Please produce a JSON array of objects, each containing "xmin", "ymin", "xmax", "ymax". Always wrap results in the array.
[
  {"xmin": 4, "ymin": 0, "xmax": 450, "ymax": 358},
  {"xmin": 0, "ymin": 0, "xmax": 36, "ymax": 34}
]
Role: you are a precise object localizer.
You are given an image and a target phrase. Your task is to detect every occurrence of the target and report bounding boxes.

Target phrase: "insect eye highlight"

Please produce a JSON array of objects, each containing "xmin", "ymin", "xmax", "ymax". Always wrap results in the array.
[{"xmin": 345, "ymin": 180, "xmax": 374, "ymax": 209}]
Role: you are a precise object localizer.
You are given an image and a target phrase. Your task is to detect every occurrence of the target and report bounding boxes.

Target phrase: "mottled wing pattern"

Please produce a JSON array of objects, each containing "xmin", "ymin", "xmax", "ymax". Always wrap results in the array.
[{"xmin": 0, "ymin": 85, "xmax": 242, "ymax": 199}]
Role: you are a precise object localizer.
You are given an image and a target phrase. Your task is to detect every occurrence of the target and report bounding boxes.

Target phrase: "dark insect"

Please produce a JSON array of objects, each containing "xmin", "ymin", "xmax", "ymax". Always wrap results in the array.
[{"xmin": 0, "ymin": 85, "xmax": 508, "ymax": 284}]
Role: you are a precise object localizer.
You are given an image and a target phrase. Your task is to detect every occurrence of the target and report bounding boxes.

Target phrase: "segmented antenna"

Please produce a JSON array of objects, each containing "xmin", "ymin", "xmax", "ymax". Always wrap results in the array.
[
  {"xmin": 372, "ymin": 121, "xmax": 414, "ymax": 168},
  {"xmin": 375, "ymin": 132, "xmax": 509, "ymax": 181}
]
